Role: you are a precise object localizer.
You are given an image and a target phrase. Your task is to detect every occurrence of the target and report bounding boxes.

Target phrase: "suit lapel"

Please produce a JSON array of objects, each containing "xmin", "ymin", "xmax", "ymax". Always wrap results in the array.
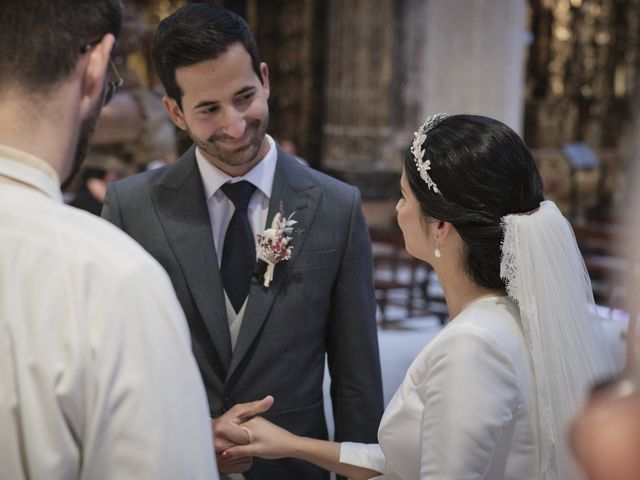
[
  {"xmin": 150, "ymin": 147, "xmax": 233, "ymax": 370},
  {"xmin": 227, "ymin": 150, "xmax": 321, "ymax": 380}
]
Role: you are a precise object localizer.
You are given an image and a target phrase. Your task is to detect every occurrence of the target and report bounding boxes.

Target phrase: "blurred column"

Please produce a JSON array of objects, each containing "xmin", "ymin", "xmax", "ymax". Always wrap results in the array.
[
  {"xmin": 320, "ymin": 0, "xmax": 527, "ymax": 226},
  {"xmin": 321, "ymin": 0, "xmax": 400, "ymax": 200},
  {"xmin": 419, "ymin": 0, "xmax": 528, "ymax": 134}
]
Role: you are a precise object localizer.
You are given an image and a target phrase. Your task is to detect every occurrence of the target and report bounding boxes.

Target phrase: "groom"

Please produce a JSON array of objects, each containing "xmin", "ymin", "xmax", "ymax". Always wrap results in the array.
[{"xmin": 102, "ymin": 4, "xmax": 384, "ymax": 479}]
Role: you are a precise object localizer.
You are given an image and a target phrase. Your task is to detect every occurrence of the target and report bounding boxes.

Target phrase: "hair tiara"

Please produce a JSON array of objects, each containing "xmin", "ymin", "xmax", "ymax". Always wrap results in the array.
[{"xmin": 411, "ymin": 112, "xmax": 448, "ymax": 193}]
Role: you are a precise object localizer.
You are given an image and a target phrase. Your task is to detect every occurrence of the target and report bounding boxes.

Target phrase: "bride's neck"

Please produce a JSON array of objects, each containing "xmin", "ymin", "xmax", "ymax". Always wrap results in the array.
[{"xmin": 436, "ymin": 266, "xmax": 506, "ymax": 319}]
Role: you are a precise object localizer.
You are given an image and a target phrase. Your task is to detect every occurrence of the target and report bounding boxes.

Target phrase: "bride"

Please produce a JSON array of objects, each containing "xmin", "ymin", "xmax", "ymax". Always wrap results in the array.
[{"xmin": 221, "ymin": 114, "xmax": 617, "ymax": 479}]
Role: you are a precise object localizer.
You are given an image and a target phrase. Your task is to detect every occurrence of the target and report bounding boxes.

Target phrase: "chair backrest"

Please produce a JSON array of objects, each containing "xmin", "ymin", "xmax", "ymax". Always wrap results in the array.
[
  {"xmin": 370, "ymin": 226, "xmax": 447, "ymax": 324},
  {"xmin": 572, "ymin": 221, "xmax": 628, "ymax": 309}
]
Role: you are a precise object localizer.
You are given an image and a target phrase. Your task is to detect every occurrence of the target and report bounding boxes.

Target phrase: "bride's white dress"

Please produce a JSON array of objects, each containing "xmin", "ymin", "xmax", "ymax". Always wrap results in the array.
[{"xmin": 340, "ymin": 296, "xmax": 540, "ymax": 479}]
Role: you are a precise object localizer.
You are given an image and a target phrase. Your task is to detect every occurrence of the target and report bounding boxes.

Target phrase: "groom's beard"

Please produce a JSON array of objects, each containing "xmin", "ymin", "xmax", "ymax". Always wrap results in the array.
[{"xmin": 60, "ymin": 98, "xmax": 102, "ymax": 191}]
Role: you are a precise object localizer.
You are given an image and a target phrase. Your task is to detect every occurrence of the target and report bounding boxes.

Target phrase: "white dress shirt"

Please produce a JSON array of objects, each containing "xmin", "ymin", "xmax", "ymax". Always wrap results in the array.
[
  {"xmin": 195, "ymin": 135, "xmax": 277, "ymax": 263},
  {"xmin": 340, "ymin": 296, "xmax": 539, "ymax": 479},
  {"xmin": 0, "ymin": 144, "xmax": 218, "ymax": 480},
  {"xmin": 195, "ymin": 135, "xmax": 277, "ymax": 349}
]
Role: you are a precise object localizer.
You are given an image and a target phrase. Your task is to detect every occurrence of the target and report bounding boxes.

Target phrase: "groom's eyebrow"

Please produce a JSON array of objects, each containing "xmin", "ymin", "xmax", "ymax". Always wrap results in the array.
[
  {"xmin": 193, "ymin": 86, "xmax": 257, "ymax": 110},
  {"xmin": 234, "ymin": 86, "xmax": 255, "ymax": 97},
  {"xmin": 194, "ymin": 99, "xmax": 219, "ymax": 109}
]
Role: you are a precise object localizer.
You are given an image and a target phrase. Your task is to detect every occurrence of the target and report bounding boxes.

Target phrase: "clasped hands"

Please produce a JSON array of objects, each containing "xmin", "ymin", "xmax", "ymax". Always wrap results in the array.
[{"xmin": 211, "ymin": 395, "xmax": 298, "ymax": 474}]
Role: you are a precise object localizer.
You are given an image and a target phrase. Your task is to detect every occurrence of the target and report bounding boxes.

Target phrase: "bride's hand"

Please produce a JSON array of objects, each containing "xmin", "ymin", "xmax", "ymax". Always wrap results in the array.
[{"xmin": 221, "ymin": 416, "xmax": 298, "ymax": 461}]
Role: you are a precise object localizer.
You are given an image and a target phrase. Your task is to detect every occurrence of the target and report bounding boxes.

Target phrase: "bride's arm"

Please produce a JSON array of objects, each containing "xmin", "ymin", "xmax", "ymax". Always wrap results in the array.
[{"xmin": 222, "ymin": 416, "xmax": 382, "ymax": 479}]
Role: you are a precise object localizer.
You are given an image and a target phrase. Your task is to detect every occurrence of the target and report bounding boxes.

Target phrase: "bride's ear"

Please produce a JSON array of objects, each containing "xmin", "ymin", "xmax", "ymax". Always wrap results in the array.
[{"xmin": 432, "ymin": 220, "xmax": 454, "ymax": 241}]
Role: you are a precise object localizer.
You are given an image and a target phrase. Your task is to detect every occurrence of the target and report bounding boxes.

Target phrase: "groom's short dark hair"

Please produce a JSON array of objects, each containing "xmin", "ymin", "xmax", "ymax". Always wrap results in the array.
[{"xmin": 152, "ymin": 3, "xmax": 263, "ymax": 109}]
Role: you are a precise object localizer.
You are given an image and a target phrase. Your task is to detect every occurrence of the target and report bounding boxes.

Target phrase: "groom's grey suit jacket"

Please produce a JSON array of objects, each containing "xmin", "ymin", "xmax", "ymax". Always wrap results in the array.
[{"xmin": 102, "ymin": 145, "xmax": 384, "ymax": 479}]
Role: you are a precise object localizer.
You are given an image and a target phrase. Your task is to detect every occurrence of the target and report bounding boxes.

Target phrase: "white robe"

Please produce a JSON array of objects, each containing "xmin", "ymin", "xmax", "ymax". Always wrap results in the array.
[{"xmin": 0, "ymin": 145, "xmax": 218, "ymax": 480}]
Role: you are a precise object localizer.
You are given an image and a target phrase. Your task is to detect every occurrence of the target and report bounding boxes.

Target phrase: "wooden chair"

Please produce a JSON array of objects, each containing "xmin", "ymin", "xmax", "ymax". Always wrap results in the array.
[
  {"xmin": 571, "ymin": 221, "xmax": 628, "ymax": 309},
  {"xmin": 370, "ymin": 226, "xmax": 448, "ymax": 327}
]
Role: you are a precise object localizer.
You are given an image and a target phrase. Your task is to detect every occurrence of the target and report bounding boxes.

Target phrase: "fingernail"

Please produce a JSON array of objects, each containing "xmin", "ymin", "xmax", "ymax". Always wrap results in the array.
[{"xmin": 221, "ymin": 450, "xmax": 232, "ymax": 459}]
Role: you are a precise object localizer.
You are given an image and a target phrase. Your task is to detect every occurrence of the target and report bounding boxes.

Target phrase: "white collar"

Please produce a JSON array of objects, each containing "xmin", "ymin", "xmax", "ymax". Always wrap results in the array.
[
  {"xmin": 195, "ymin": 134, "xmax": 277, "ymax": 199},
  {"xmin": 0, "ymin": 144, "xmax": 62, "ymax": 201}
]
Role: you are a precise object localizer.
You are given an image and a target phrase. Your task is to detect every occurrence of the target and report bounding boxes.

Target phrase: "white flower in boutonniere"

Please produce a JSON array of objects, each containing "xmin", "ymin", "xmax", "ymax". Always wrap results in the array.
[{"xmin": 256, "ymin": 208, "xmax": 298, "ymax": 287}]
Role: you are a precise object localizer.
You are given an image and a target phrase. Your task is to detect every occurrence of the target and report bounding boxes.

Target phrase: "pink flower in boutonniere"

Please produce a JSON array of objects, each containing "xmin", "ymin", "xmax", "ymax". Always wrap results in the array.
[{"xmin": 256, "ymin": 208, "xmax": 298, "ymax": 287}]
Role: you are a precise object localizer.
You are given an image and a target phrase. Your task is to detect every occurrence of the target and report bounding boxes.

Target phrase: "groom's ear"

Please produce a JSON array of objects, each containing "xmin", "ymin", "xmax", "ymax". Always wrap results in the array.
[{"xmin": 163, "ymin": 95, "xmax": 187, "ymax": 130}]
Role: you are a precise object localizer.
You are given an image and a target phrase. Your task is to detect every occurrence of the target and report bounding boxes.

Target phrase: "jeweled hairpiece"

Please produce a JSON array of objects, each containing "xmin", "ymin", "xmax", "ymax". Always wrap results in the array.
[{"xmin": 411, "ymin": 112, "xmax": 448, "ymax": 193}]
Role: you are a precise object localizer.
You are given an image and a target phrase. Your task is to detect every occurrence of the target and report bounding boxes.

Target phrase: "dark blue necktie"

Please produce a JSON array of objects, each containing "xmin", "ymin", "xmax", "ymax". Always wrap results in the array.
[{"xmin": 220, "ymin": 181, "xmax": 257, "ymax": 313}]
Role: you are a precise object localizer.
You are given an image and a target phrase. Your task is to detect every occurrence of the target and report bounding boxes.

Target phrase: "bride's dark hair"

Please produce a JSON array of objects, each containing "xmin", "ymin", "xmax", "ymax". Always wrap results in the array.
[{"xmin": 404, "ymin": 114, "xmax": 544, "ymax": 290}]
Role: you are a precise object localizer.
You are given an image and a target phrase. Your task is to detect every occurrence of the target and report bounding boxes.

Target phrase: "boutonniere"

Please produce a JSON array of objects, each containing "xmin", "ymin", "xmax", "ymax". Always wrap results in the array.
[{"xmin": 256, "ymin": 206, "xmax": 299, "ymax": 287}]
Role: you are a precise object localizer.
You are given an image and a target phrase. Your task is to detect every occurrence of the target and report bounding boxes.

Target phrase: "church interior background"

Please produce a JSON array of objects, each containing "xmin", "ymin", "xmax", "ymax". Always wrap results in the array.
[{"xmin": 98, "ymin": 0, "xmax": 640, "ymax": 326}]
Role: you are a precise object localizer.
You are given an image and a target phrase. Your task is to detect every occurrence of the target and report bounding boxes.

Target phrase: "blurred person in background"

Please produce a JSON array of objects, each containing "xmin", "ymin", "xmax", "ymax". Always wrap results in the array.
[
  {"xmin": 68, "ymin": 0, "xmax": 178, "ymax": 214},
  {"xmin": 92, "ymin": 0, "xmax": 178, "ymax": 170},
  {"xmin": 69, "ymin": 153, "xmax": 135, "ymax": 215}
]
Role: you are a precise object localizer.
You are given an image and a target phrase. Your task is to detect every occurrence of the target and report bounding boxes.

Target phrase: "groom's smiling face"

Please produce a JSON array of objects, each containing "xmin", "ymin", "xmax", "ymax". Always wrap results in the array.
[{"xmin": 163, "ymin": 42, "xmax": 271, "ymax": 176}]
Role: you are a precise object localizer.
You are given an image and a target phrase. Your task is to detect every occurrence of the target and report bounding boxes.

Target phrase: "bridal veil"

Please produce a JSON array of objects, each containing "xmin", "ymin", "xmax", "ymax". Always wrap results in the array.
[{"xmin": 501, "ymin": 200, "xmax": 618, "ymax": 479}]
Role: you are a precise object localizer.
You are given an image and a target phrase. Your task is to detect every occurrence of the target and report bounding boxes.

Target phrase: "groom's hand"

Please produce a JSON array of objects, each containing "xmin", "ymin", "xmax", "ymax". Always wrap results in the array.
[{"xmin": 212, "ymin": 396, "xmax": 274, "ymax": 474}]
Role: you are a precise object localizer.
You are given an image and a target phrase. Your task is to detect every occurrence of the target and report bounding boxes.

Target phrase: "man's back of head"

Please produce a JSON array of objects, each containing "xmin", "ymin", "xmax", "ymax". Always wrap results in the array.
[
  {"xmin": 0, "ymin": 0, "xmax": 122, "ymax": 95},
  {"xmin": 0, "ymin": 0, "xmax": 123, "ymax": 187}
]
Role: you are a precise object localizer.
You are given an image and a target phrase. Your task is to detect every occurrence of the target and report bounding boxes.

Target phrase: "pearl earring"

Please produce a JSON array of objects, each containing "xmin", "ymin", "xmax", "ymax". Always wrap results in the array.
[{"xmin": 435, "ymin": 237, "xmax": 442, "ymax": 258}]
